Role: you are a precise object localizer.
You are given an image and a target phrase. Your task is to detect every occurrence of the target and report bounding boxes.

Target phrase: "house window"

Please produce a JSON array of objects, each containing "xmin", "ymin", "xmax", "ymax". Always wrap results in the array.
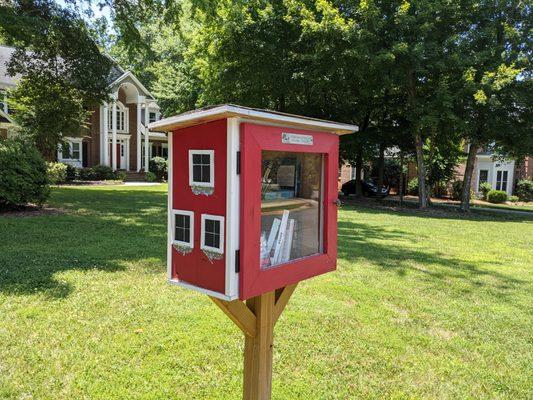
[
  {"xmin": 60, "ymin": 140, "xmax": 81, "ymax": 160},
  {"xmin": 189, "ymin": 150, "xmax": 214, "ymax": 187},
  {"xmin": 149, "ymin": 111, "xmax": 157, "ymax": 123},
  {"xmin": 496, "ymin": 170, "xmax": 508, "ymax": 192},
  {"xmin": 108, "ymin": 102, "xmax": 128, "ymax": 132},
  {"xmin": 201, "ymin": 214, "xmax": 224, "ymax": 253},
  {"xmin": 478, "ymin": 169, "xmax": 488, "ymax": 190},
  {"xmin": 173, "ymin": 210, "xmax": 194, "ymax": 248},
  {"xmin": 71, "ymin": 142, "xmax": 80, "ymax": 160}
]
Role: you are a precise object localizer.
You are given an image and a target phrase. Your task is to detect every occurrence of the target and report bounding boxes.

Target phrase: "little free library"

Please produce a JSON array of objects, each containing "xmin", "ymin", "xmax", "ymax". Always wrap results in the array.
[{"xmin": 150, "ymin": 104, "xmax": 357, "ymax": 400}]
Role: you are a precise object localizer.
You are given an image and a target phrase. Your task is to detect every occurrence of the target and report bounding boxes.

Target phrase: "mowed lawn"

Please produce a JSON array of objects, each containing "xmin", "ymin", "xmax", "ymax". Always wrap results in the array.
[{"xmin": 0, "ymin": 185, "xmax": 532, "ymax": 399}]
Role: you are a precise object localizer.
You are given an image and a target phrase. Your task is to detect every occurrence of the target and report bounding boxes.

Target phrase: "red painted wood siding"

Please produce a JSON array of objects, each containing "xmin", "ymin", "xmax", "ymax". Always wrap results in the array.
[{"xmin": 171, "ymin": 119, "xmax": 227, "ymax": 294}]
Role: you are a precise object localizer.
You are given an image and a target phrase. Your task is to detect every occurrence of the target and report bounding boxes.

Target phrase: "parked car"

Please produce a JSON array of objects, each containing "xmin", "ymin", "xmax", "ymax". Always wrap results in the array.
[{"xmin": 341, "ymin": 179, "xmax": 390, "ymax": 198}]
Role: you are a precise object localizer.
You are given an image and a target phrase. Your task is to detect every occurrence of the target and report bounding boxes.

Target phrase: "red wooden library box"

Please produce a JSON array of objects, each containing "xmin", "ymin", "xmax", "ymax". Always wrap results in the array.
[{"xmin": 149, "ymin": 105, "xmax": 357, "ymax": 300}]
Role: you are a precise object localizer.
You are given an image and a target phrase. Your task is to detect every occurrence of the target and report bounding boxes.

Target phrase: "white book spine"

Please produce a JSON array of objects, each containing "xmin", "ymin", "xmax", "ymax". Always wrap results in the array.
[
  {"xmin": 266, "ymin": 218, "xmax": 281, "ymax": 253},
  {"xmin": 273, "ymin": 210, "xmax": 289, "ymax": 265},
  {"xmin": 281, "ymin": 219, "xmax": 295, "ymax": 263}
]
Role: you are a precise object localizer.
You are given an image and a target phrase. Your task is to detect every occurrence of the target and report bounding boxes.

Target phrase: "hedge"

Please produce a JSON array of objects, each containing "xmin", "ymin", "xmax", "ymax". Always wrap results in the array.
[{"xmin": 0, "ymin": 138, "xmax": 50, "ymax": 209}]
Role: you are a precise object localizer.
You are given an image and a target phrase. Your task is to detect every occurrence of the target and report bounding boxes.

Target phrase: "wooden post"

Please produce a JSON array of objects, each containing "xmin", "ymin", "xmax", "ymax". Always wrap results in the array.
[{"xmin": 210, "ymin": 284, "xmax": 297, "ymax": 400}]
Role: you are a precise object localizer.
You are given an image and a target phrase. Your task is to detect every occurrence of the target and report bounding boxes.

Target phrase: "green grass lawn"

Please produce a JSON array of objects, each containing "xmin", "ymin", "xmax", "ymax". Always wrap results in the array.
[{"xmin": 1, "ymin": 184, "xmax": 532, "ymax": 399}]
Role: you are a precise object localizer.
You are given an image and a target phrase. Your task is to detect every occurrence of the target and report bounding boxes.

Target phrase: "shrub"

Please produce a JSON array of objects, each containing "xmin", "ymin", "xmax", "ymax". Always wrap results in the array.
[
  {"xmin": 92, "ymin": 164, "xmax": 116, "ymax": 180},
  {"xmin": 46, "ymin": 162, "xmax": 67, "ymax": 184},
  {"xmin": 479, "ymin": 182, "xmax": 492, "ymax": 200},
  {"xmin": 508, "ymin": 195, "xmax": 519, "ymax": 203},
  {"xmin": 515, "ymin": 179, "xmax": 533, "ymax": 201},
  {"xmin": 451, "ymin": 180, "xmax": 475, "ymax": 201},
  {"xmin": 65, "ymin": 164, "xmax": 78, "ymax": 181},
  {"xmin": 149, "ymin": 157, "xmax": 168, "ymax": 181},
  {"xmin": 407, "ymin": 178, "xmax": 418, "ymax": 195},
  {"xmin": 487, "ymin": 189, "xmax": 507, "ymax": 203},
  {"xmin": 117, "ymin": 171, "xmax": 127, "ymax": 181},
  {"xmin": 145, "ymin": 171, "xmax": 157, "ymax": 182},
  {"xmin": 78, "ymin": 167, "xmax": 96, "ymax": 181},
  {"xmin": 0, "ymin": 138, "xmax": 50, "ymax": 209}
]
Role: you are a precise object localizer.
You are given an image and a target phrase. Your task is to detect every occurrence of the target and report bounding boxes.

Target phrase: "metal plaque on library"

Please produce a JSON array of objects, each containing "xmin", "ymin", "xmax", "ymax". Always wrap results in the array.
[{"xmin": 281, "ymin": 133, "xmax": 313, "ymax": 146}]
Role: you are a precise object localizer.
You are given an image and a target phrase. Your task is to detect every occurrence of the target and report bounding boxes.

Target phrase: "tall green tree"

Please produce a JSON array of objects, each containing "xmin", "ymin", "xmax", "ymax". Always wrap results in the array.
[
  {"xmin": 454, "ymin": 0, "xmax": 532, "ymax": 211},
  {"xmin": 0, "ymin": 0, "xmax": 112, "ymax": 158}
]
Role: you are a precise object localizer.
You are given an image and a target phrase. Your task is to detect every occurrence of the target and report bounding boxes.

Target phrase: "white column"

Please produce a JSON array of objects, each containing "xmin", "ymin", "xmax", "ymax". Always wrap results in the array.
[
  {"xmin": 126, "ymin": 138, "xmax": 130, "ymax": 171},
  {"xmin": 144, "ymin": 101, "xmax": 149, "ymax": 173},
  {"xmin": 136, "ymin": 96, "xmax": 144, "ymax": 172},
  {"xmin": 111, "ymin": 93, "xmax": 118, "ymax": 171},
  {"xmin": 3, "ymin": 92, "xmax": 7, "ymax": 114},
  {"xmin": 102, "ymin": 102, "xmax": 109, "ymax": 166}
]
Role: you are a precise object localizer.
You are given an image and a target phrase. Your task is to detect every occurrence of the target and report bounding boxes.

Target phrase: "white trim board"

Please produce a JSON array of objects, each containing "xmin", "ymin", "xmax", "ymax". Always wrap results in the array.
[{"xmin": 149, "ymin": 104, "xmax": 358, "ymax": 135}]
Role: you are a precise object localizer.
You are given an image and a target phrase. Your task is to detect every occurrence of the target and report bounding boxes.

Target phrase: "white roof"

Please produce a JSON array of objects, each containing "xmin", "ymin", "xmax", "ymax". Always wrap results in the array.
[{"xmin": 149, "ymin": 104, "xmax": 358, "ymax": 135}]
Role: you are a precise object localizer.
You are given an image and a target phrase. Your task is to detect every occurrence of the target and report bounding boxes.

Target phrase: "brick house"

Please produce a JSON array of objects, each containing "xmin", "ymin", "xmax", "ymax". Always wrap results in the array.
[{"xmin": 0, "ymin": 44, "xmax": 166, "ymax": 172}]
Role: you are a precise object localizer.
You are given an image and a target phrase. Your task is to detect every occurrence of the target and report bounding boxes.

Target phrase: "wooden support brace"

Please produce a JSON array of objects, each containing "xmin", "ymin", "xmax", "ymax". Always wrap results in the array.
[
  {"xmin": 210, "ymin": 285, "xmax": 298, "ymax": 400},
  {"xmin": 210, "ymin": 297, "xmax": 257, "ymax": 338}
]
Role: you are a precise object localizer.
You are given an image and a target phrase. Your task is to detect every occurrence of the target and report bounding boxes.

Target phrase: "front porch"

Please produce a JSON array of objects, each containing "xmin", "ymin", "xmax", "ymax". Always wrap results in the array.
[{"xmin": 99, "ymin": 73, "xmax": 166, "ymax": 172}]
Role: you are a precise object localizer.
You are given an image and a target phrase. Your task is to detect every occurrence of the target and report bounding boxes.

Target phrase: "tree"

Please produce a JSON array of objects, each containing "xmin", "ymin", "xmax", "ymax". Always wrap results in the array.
[
  {"xmin": 0, "ymin": 0, "xmax": 113, "ymax": 158},
  {"xmin": 455, "ymin": 0, "xmax": 532, "ymax": 211}
]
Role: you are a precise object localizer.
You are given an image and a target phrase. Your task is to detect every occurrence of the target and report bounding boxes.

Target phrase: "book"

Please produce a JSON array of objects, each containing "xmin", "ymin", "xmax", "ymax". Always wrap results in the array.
[
  {"xmin": 272, "ymin": 210, "xmax": 289, "ymax": 265},
  {"xmin": 266, "ymin": 218, "xmax": 281, "ymax": 253},
  {"xmin": 281, "ymin": 219, "xmax": 295, "ymax": 263}
]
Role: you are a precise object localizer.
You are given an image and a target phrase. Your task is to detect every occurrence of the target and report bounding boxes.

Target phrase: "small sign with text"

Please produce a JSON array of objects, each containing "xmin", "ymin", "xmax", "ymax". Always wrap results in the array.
[{"xmin": 281, "ymin": 133, "xmax": 313, "ymax": 146}]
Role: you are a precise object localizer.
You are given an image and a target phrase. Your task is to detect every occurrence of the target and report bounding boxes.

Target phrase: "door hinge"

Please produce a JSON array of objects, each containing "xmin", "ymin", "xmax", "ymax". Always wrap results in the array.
[
  {"xmin": 235, "ymin": 250, "xmax": 240, "ymax": 273},
  {"xmin": 236, "ymin": 151, "xmax": 241, "ymax": 175}
]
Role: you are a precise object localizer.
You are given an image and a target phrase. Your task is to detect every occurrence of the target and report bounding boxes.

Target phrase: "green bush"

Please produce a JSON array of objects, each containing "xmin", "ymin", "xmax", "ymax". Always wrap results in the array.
[
  {"xmin": 479, "ymin": 182, "xmax": 492, "ymax": 200},
  {"xmin": 46, "ymin": 162, "xmax": 67, "ymax": 184},
  {"xmin": 149, "ymin": 157, "xmax": 168, "ymax": 181},
  {"xmin": 92, "ymin": 165, "xmax": 116, "ymax": 180},
  {"xmin": 145, "ymin": 171, "xmax": 157, "ymax": 182},
  {"xmin": 0, "ymin": 138, "xmax": 50, "ymax": 209},
  {"xmin": 515, "ymin": 179, "xmax": 533, "ymax": 201},
  {"xmin": 78, "ymin": 167, "xmax": 96, "ymax": 181},
  {"xmin": 407, "ymin": 178, "xmax": 418, "ymax": 195},
  {"xmin": 508, "ymin": 195, "xmax": 519, "ymax": 203},
  {"xmin": 65, "ymin": 164, "xmax": 78, "ymax": 181},
  {"xmin": 451, "ymin": 180, "xmax": 475, "ymax": 201},
  {"xmin": 117, "ymin": 171, "xmax": 127, "ymax": 182},
  {"xmin": 487, "ymin": 189, "xmax": 507, "ymax": 203}
]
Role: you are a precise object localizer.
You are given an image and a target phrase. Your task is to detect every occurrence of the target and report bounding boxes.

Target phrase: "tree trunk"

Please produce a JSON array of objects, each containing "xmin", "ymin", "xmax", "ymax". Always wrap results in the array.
[
  {"xmin": 377, "ymin": 144, "xmax": 385, "ymax": 191},
  {"xmin": 355, "ymin": 148, "xmax": 363, "ymax": 197},
  {"xmin": 414, "ymin": 131, "xmax": 428, "ymax": 209},
  {"xmin": 399, "ymin": 152, "xmax": 404, "ymax": 206},
  {"xmin": 460, "ymin": 143, "xmax": 479, "ymax": 212}
]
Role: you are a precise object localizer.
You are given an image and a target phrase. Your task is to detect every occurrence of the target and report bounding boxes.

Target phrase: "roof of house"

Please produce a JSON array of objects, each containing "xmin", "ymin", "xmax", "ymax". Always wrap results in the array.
[
  {"xmin": 0, "ymin": 45, "xmax": 154, "ymax": 99},
  {"xmin": 149, "ymin": 104, "xmax": 358, "ymax": 135}
]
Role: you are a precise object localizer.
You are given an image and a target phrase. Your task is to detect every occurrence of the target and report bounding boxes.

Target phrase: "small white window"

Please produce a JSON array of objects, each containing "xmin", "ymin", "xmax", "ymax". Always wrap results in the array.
[
  {"xmin": 172, "ymin": 210, "xmax": 194, "ymax": 248},
  {"xmin": 71, "ymin": 142, "xmax": 80, "ymax": 160},
  {"xmin": 201, "ymin": 214, "xmax": 224, "ymax": 254},
  {"xmin": 189, "ymin": 150, "xmax": 214, "ymax": 187}
]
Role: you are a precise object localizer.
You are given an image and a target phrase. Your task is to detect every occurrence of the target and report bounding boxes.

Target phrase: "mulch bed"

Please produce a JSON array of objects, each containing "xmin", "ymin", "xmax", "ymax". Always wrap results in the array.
[{"xmin": 0, "ymin": 204, "xmax": 65, "ymax": 217}]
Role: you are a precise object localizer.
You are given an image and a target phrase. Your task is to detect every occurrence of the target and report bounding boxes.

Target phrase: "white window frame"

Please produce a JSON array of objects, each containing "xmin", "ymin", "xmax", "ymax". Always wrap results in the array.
[
  {"xmin": 189, "ymin": 150, "xmax": 215, "ymax": 188},
  {"xmin": 201, "ymin": 214, "xmax": 224, "ymax": 254},
  {"xmin": 172, "ymin": 209, "xmax": 194, "ymax": 248},
  {"xmin": 58, "ymin": 139, "xmax": 83, "ymax": 162},
  {"xmin": 108, "ymin": 101, "xmax": 129, "ymax": 133}
]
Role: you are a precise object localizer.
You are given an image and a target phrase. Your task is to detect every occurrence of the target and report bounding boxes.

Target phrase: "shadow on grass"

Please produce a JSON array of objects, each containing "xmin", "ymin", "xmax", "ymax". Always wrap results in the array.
[
  {"xmin": 341, "ymin": 197, "xmax": 533, "ymax": 223},
  {"xmin": 0, "ymin": 187, "xmax": 168, "ymax": 298},
  {"xmin": 337, "ymin": 218, "xmax": 525, "ymax": 300}
]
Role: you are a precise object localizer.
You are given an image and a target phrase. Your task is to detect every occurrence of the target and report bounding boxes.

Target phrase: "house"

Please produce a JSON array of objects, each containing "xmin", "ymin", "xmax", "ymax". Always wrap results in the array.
[
  {"xmin": 0, "ymin": 44, "xmax": 166, "ymax": 172},
  {"xmin": 337, "ymin": 146, "xmax": 532, "ymax": 196},
  {"xmin": 455, "ymin": 149, "xmax": 532, "ymax": 196}
]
